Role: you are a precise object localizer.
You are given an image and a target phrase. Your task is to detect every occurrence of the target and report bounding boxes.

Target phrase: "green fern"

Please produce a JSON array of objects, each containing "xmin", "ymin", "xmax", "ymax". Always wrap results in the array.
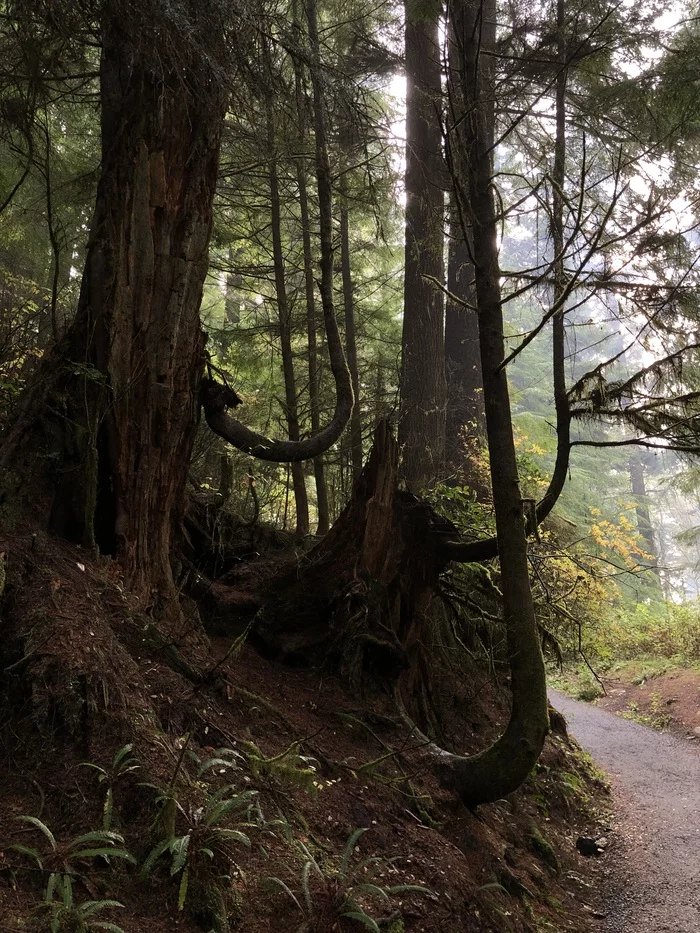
[
  {"xmin": 33, "ymin": 872, "xmax": 126, "ymax": 933},
  {"xmin": 264, "ymin": 827, "xmax": 433, "ymax": 933},
  {"xmin": 79, "ymin": 744, "xmax": 140, "ymax": 831},
  {"xmin": 141, "ymin": 786, "xmax": 255, "ymax": 915},
  {"xmin": 191, "ymin": 746, "xmax": 245, "ymax": 780},
  {"xmin": 8, "ymin": 816, "xmax": 135, "ymax": 903}
]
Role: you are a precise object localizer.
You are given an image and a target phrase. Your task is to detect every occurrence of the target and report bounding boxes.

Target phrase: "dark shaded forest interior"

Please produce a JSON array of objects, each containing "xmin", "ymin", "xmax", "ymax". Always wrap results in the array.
[{"xmin": 2, "ymin": 0, "xmax": 700, "ymax": 930}]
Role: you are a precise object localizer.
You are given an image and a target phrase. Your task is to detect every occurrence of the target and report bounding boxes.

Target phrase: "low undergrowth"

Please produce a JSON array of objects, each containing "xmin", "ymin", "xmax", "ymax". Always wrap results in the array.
[
  {"xmin": 620, "ymin": 692, "xmax": 673, "ymax": 731},
  {"xmin": 0, "ymin": 533, "xmax": 610, "ymax": 933}
]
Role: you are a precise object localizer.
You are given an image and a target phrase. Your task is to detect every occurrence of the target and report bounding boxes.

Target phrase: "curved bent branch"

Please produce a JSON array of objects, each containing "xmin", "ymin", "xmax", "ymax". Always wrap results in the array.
[
  {"xmin": 202, "ymin": 361, "xmax": 352, "ymax": 462},
  {"xmin": 441, "ymin": 413, "xmax": 570, "ymax": 562},
  {"xmin": 203, "ymin": 0, "xmax": 353, "ymax": 464}
]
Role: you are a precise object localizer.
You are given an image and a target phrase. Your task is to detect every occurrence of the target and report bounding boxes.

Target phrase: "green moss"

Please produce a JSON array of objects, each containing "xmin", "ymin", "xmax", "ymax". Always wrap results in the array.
[
  {"xmin": 386, "ymin": 920, "xmax": 405, "ymax": 933},
  {"xmin": 528, "ymin": 826, "xmax": 560, "ymax": 874},
  {"xmin": 189, "ymin": 876, "xmax": 240, "ymax": 933},
  {"xmin": 577, "ymin": 749, "xmax": 610, "ymax": 789}
]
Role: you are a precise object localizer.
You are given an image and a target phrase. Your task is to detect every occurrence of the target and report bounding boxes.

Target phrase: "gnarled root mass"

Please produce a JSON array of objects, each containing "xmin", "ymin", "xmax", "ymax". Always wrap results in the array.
[
  {"xmin": 210, "ymin": 420, "xmax": 549, "ymax": 808},
  {"xmin": 0, "ymin": 421, "xmax": 548, "ymax": 810},
  {"xmin": 247, "ymin": 423, "xmax": 454, "ymax": 692}
]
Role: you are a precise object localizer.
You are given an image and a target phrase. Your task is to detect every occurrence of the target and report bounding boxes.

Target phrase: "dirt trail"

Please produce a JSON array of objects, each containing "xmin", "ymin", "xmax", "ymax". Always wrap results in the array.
[{"xmin": 550, "ymin": 688, "xmax": 700, "ymax": 932}]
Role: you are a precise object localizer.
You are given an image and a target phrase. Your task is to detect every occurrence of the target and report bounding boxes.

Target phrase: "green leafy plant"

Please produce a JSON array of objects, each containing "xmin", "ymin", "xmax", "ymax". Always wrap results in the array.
[
  {"xmin": 265, "ymin": 827, "xmax": 432, "ymax": 933},
  {"xmin": 32, "ymin": 872, "xmax": 126, "ymax": 933},
  {"xmin": 80, "ymin": 744, "xmax": 140, "ymax": 830},
  {"xmin": 8, "ymin": 816, "xmax": 135, "ymax": 902},
  {"xmin": 243, "ymin": 739, "xmax": 320, "ymax": 795},
  {"xmin": 474, "ymin": 881, "xmax": 516, "ymax": 932},
  {"xmin": 141, "ymin": 786, "xmax": 256, "ymax": 912},
  {"xmin": 190, "ymin": 746, "xmax": 245, "ymax": 780},
  {"xmin": 621, "ymin": 691, "xmax": 672, "ymax": 730}
]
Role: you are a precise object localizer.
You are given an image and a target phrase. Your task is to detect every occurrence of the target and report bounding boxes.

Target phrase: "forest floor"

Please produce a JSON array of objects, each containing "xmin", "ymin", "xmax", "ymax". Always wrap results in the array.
[
  {"xmin": 0, "ymin": 533, "xmax": 613, "ymax": 933},
  {"xmin": 551, "ymin": 688, "xmax": 700, "ymax": 932}
]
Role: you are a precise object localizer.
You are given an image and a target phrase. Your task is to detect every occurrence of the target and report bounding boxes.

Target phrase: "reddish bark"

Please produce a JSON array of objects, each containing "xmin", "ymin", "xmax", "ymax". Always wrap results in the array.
[{"xmin": 1, "ymin": 7, "xmax": 228, "ymax": 609}]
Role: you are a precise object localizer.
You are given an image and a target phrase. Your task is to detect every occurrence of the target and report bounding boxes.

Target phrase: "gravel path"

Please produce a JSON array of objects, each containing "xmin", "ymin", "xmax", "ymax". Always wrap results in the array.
[{"xmin": 549, "ymin": 688, "xmax": 700, "ymax": 932}]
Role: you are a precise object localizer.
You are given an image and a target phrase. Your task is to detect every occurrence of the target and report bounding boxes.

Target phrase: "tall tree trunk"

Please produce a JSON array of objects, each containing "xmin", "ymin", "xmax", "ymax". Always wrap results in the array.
[
  {"xmin": 629, "ymin": 452, "xmax": 659, "ymax": 571},
  {"xmin": 440, "ymin": 0, "xmax": 572, "ymax": 562},
  {"xmin": 542, "ymin": 0, "xmax": 572, "ymax": 523},
  {"xmin": 445, "ymin": 22, "xmax": 484, "ymax": 467},
  {"xmin": 225, "ymin": 245, "xmax": 241, "ymax": 325},
  {"xmin": 446, "ymin": 0, "xmax": 548, "ymax": 802},
  {"xmin": 374, "ymin": 356, "xmax": 386, "ymax": 423},
  {"xmin": 339, "ymin": 170, "xmax": 363, "ymax": 480},
  {"xmin": 266, "ymin": 81, "xmax": 310, "ymax": 537},
  {"xmin": 293, "ymin": 14, "xmax": 330, "ymax": 534},
  {"xmin": 445, "ymin": 203, "xmax": 483, "ymax": 461},
  {"xmin": 249, "ymin": 0, "xmax": 549, "ymax": 807},
  {"xmin": 206, "ymin": 0, "xmax": 353, "ymax": 465},
  {"xmin": 399, "ymin": 0, "xmax": 446, "ymax": 490},
  {"xmin": 1, "ymin": 7, "xmax": 228, "ymax": 609}
]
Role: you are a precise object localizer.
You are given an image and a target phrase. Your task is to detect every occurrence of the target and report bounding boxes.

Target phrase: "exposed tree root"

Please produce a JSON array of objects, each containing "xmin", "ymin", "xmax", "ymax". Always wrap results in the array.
[{"xmin": 202, "ymin": 421, "xmax": 550, "ymax": 808}]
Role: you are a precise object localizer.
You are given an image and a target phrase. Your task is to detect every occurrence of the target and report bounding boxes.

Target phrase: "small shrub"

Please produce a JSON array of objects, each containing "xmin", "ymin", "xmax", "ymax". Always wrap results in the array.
[
  {"xmin": 141, "ymin": 785, "xmax": 256, "ymax": 930},
  {"xmin": 32, "ymin": 873, "xmax": 126, "ymax": 933},
  {"xmin": 243, "ymin": 739, "xmax": 320, "ymax": 795},
  {"xmin": 8, "ymin": 816, "xmax": 135, "ymax": 902},
  {"xmin": 265, "ymin": 827, "xmax": 432, "ymax": 933},
  {"xmin": 79, "ymin": 743, "xmax": 140, "ymax": 830},
  {"xmin": 621, "ymin": 691, "xmax": 671, "ymax": 730},
  {"xmin": 528, "ymin": 826, "xmax": 560, "ymax": 874}
]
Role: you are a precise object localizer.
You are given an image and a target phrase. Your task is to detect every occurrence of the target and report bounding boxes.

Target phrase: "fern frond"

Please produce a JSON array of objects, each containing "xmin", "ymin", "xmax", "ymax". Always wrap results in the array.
[
  {"xmin": 16, "ymin": 815, "xmax": 57, "ymax": 851},
  {"xmin": 341, "ymin": 827, "xmax": 367, "ymax": 878},
  {"xmin": 340, "ymin": 910, "xmax": 381, "ymax": 932},
  {"xmin": 169, "ymin": 834, "xmax": 191, "ymax": 876}
]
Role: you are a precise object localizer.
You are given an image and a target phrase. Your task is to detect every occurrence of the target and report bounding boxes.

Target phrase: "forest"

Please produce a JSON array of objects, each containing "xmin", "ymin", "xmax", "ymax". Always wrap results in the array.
[{"xmin": 1, "ymin": 0, "xmax": 700, "ymax": 930}]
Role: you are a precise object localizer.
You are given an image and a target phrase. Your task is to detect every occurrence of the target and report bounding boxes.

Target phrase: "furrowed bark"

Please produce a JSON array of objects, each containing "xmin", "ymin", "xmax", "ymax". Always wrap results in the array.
[
  {"xmin": 2, "ymin": 4, "xmax": 228, "ymax": 608},
  {"xmin": 399, "ymin": 0, "xmax": 446, "ymax": 490}
]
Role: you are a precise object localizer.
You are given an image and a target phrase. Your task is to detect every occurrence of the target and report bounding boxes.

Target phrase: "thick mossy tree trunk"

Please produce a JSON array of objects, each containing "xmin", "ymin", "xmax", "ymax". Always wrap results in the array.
[{"xmin": 0, "ymin": 5, "xmax": 228, "ymax": 609}]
